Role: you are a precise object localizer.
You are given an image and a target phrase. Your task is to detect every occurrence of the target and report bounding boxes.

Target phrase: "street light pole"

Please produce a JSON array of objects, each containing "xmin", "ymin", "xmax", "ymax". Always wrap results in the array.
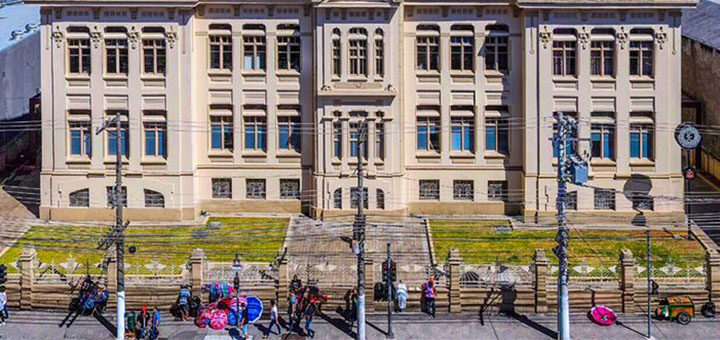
[
  {"xmin": 354, "ymin": 124, "xmax": 367, "ymax": 340},
  {"xmin": 555, "ymin": 113, "xmax": 571, "ymax": 340}
]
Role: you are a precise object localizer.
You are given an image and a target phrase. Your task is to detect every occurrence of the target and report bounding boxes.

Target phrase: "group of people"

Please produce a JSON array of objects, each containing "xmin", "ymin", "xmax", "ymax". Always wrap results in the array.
[
  {"xmin": 284, "ymin": 276, "xmax": 322, "ymax": 338},
  {"xmin": 125, "ymin": 306, "xmax": 161, "ymax": 340}
]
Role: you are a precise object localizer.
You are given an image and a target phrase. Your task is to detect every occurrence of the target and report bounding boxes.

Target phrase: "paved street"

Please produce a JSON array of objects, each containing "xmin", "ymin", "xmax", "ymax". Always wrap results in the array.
[{"xmin": 0, "ymin": 310, "xmax": 717, "ymax": 340}]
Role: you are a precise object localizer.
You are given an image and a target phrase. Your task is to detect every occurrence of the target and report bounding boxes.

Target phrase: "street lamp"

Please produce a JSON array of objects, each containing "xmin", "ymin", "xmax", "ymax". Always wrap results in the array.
[{"xmin": 232, "ymin": 253, "xmax": 243, "ymax": 328}]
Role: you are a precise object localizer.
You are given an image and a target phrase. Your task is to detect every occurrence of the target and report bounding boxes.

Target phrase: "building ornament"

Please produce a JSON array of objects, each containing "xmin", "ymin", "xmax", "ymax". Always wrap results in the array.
[
  {"xmin": 655, "ymin": 30, "xmax": 668, "ymax": 49},
  {"xmin": 128, "ymin": 27, "xmax": 140, "ymax": 49},
  {"xmin": 578, "ymin": 31, "xmax": 590, "ymax": 49},
  {"xmin": 90, "ymin": 27, "xmax": 102, "ymax": 48},
  {"xmin": 539, "ymin": 27, "xmax": 551, "ymax": 49},
  {"xmin": 615, "ymin": 30, "xmax": 628, "ymax": 49},
  {"xmin": 52, "ymin": 27, "xmax": 64, "ymax": 48},
  {"xmin": 166, "ymin": 30, "xmax": 178, "ymax": 49}
]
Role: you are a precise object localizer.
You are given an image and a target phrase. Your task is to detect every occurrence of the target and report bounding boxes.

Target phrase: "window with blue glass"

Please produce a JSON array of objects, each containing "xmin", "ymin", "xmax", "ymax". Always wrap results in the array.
[
  {"xmin": 486, "ymin": 118, "xmax": 508, "ymax": 155},
  {"xmin": 376, "ymin": 122, "xmax": 385, "ymax": 160},
  {"xmin": 417, "ymin": 117, "xmax": 440, "ymax": 152},
  {"xmin": 451, "ymin": 118, "xmax": 474, "ymax": 152},
  {"xmin": 144, "ymin": 122, "xmax": 167, "ymax": 157},
  {"xmin": 591, "ymin": 123, "xmax": 614, "ymax": 159},
  {"xmin": 210, "ymin": 116, "xmax": 233, "ymax": 151},
  {"xmin": 107, "ymin": 125, "xmax": 129, "ymax": 157},
  {"xmin": 552, "ymin": 113, "xmax": 577, "ymax": 158},
  {"xmin": 349, "ymin": 122, "xmax": 368, "ymax": 159},
  {"xmin": 333, "ymin": 122, "xmax": 342, "ymax": 158},
  {"xmin": 69, "ymin": 122, "xmax": 91, "ymax": 157},
  {"xmin": 278, "ymin": 116, "xmax": 301, "ymax": 152},
  {"xmin": 244, "ymin": 116, "xmax": 267, "ymax": 151},
  {"xmin": 630, "ymin": 124, "xmax": 653, "ymax": 159}
]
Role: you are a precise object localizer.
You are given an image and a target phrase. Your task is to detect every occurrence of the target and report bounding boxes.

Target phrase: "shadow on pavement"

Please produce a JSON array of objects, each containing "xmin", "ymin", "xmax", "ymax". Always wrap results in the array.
[
  {"xmin": 318, "ymin": 312, "xmax": 356, "ymax": 339},
  {"xmin": 615, "ymin": 321, "xmax": 647, "ymax": 338},
  {"xmin": 510, "ymin": 313, "xmax": 558, "ymax": 339}
]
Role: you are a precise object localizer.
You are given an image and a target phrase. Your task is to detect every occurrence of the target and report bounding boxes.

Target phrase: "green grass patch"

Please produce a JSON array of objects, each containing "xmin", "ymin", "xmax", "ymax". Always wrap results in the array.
[
  {"xmin": 430, "ymin": 219, "xmax": 706, "ymax": 267},
  {"xmin": 0, "ymin": 217, "xmax": 288, "ymax": 274}
]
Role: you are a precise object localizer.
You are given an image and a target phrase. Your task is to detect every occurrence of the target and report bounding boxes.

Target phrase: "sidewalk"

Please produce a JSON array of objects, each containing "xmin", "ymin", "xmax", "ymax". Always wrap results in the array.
[{"xmin": 0, "ymin": 310, "xmax": 717, "ymax": 340}]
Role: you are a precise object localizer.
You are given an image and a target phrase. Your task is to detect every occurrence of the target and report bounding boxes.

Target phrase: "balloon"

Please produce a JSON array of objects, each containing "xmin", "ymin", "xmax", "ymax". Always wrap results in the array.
[{"xmin": 208, "ymin": 309, "xmax": 229, "ymax": 330}]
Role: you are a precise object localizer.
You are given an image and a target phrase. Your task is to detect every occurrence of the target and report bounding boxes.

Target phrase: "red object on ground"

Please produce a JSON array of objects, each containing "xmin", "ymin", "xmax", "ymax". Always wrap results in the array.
[{"xmin": 589, "ymin": 305, "xmax": 618, "ymax": 326}]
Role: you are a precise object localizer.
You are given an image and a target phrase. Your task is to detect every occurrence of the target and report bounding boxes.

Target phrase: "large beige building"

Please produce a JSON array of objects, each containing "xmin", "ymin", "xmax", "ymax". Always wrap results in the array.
[{"xmin": 32, "ymin": 0, "xmax": 692, "ymax": 221}]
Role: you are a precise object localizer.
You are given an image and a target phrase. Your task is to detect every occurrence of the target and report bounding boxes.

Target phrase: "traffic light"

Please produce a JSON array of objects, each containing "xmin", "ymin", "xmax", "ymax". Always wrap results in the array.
[
  {"xmin": 0, "ymin": 264, "xmax": 7, "ymax": 286},
  {"xmin": 382, "ymin": 259, "xmax": 397, "ymax": 283}
]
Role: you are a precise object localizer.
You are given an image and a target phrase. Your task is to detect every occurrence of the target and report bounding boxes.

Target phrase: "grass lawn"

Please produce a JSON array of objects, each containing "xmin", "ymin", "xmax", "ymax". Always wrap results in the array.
[
  {"xmin": 430, "ymin": 219, "xmax": 707, "ymax": 268},
  {"xmin": 0, "ymin": 217, "xmax": 288, "ymax": 275}
]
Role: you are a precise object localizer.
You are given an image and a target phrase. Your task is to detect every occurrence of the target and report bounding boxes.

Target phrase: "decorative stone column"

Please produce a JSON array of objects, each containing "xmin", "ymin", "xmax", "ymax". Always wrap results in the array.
[
  {"xmin": 18, "ymin": 248, "xmax": 36, "ymax": 310},
  {"xmin": 533, "ymin": 249, "xmax": 549, "ymax": 314},
  {"xmin": 619, "ymin": 249, "xmax": 636, "ymax": 313},
  {"xmin": 277, "ymin": 255, "xmax": 289, "ymax": 310},
  {"xmin": 706, "ymin": 250, "xmax": 720, "ymax": 301},
  {"xmin": 365, "ymin": 257, "xmax": 375, "ymax": 312},
  {"xmin": 447, "ymin": 248, "xmax": 462, "ymax": 313},
  {"xmin": 105, "ymin": 248, "xmax": 117, "ymax": 310},
  {"xmin": 189, "ymin": 248, "xmax": 205, "ymax": 299}
]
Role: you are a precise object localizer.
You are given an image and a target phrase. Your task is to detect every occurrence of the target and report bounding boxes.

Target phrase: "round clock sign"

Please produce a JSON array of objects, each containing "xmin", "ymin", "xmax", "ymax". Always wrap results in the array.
[{"xmin": 675, "ymin": 122, "xmax": 701, "ymax": 150}]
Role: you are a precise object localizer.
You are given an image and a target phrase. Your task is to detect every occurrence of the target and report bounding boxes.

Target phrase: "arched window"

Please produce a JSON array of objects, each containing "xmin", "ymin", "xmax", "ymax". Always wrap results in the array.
[
  {"xmin": 348, "ymin": 28, "xmax": 368, "ymax": 76},
  {"xmin": 552, "ymin": 28, "xmax": 577, "ymax": 76},
  {"xmin": 332, "ymin": 28, "xmax": 341, "ymax": 77},
  {"xmin": 629, "ymin": 28, "xmax": 654, "ymax": 77},
  {"xmin": 376, "ymin": 189, "xmax": 385, "ymax": 210},
  {"xmin": 209, "ymin": 24, "xmax": 233, "ymax": 70},
  {"xmin": 333, "ymin": 188, "xmax": 342, "ymax": 209},
  {"xmin": 69, "ymin": 189, "xmax": 89, "ymax": 207},
  {"xmin": 277, "ymin": 24, "xmax": 300, "ymax": 71},
  {"xmin": 144, "ymin": 189, "xmax": 165, "ymax": 208},
  {"xmin": 374, "ymin": 29, "xmax": 384, "ymax": 77}
]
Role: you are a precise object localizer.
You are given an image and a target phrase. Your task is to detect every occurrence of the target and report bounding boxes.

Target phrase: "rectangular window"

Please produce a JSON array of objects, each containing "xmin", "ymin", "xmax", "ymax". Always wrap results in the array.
[
  {"xmin": 629, "ymin": 41, "xmax": 653, "ymax": 77},
  {"xmin": 69, "ymin": 121, "xmax": 91, "ymax": 157},
  {"xmin": 210, "ymin": 116, "xmax": 233, "ymax": 151},
  {"xmin": 278, "ymin": 116, "xmax": 301, "ymax": 152},
  {"xmin": 416, "ymin": 117, "xmax": 440, "ymax": 152},
  {"xmin": 277, "ymin": 36, "xmax": 301, "ymax": 71},
  {"xmin": 209, "ymin": 35, "xmax": 232, "ymax": 70},
  {"xmin": 106, "ymin": 186, "xmax": 127, "ymax": 208},
  {"xmin": 107, "ymin": 123, "xmax": 129, "ymax": 157},
  {"xmin": 451, "ymin": 118, "xmax": 474, "ymax": 152},
  {"xmin": 590, "ymin": 41, "xmax": 614, "ymax": 76},
  {"xmin": 333, "ymin": 122, "xmax": 342, "ymax": 158},
  {"xmin": 333, "ymin": 189, "xmax": 342, "ymax": 209},
  {"xmin": 594, "ymin": 189, "xmax": 615, "ymax": 210},
  {"xmin": 243, "ymin": 36, "xmax": 266, "ymax": 70},
  {"xmin": 349, "ymin": 123, "xmax": 368, "ymax": 159},
  {"xmin": 450, "ymin": 36, "xmax": 474, "ymax": 71},
  {"xmin": 105, "ymin": 39, "xmax": 129, "ymax": 74},
  {"xmin": 485, "ymin": 118, "xmax": 509, "ymax": 155},
  {"xmin": 144, "ymin": 122, "xmax": 167, "ymax": 157},
  {"xmin": 485, "ymin": 36, "xmax": 509, "ymax": 73},
  {"xmin": 332, "ymin": 37, "xmax": 341, "ymax": 77},
  {"xmin": 376, "ymin": 189, "xmax": 385, "ymax": 210},
  {"xmin": 416, "ymin": 36, "xmax": 439, "ymax": 71},
  {"xmin": 350, "ymin": 187, "xmax": 369, "ymax": 209},
  {"xmin": 552, "ymin": 41, "xmax": 576, "ymax": 76},
  {"xmin": 68, "ymin": 39, "xmax": 91, "ymax": 74},
  {"xmin": 376, "ymin": 123, "xmax": 385, "ymax": 160},
  {"xmin": 144, "ymin": 189, "xmax": 165, "ymax": 208},
  {"xmin": 630, "ymin": 124, "xmax": 653, "ymax": 159},
  {"xmin": 212, "ymin": 178, "xmax": 231, "ymax": 199},
  {"xmin": 143, "ymin": 39, "xmax": 166, "ymax": 74},
  {"xmin": 246, "ymin": 179, "xmax": 266, "ymax": 199},
  {"xmin": 591, "ymin": 124, "xmax": 614, "ymax": 159},
  {"xmin": 69, "ymin": 189, "xmax": 89, "ymax": 207},
  {"xmin": 567, "ymin": 191, "xmax": 577, "ymax": 210},
  {"xmin": 349, "ymin": 39, "xmax": 367, "ymax": 76},
  {"xmin": 375, "ymin": 38, "xmax": 384, "ymax": 76},
  {"xmin": 488, "ymin": 181, "xmax": 508, "ymax": 202},
  {"xmin": 453, "ymin": 180, "xmax": 474, "ymax": 201},
  {"xmin": 280, "ymin": 179, "xmax": 300, "ymax": 200},
  {"xmin": 419, "ymin": 180, "xmax": 440, "ymax": 200},
  {"xmin": 244, "ymin": 116, "xmax": 267, "ymax": 151}
]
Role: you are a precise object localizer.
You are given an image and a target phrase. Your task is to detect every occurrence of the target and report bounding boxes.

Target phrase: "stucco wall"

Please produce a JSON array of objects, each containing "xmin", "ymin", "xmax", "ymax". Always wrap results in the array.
[
  {"xmin": 681, "ymin": 37, "xmax": 720, "ymax": 155},
  {"xmin": 0, "ymin": 31, "xmax": 40, "ymax": 120}
]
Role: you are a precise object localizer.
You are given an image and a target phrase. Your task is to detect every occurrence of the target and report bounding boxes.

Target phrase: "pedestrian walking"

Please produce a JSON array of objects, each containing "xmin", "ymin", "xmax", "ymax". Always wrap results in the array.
[
  {"xmin": 240, "ymin": 302, "xmax": 249, "ymax": 340},
  {"xmin": 347, "ymin": 287, "xmax": 358, "ymax": 329},
  {"xmin": 263, "ymin": 300, "xmax": 282, "ymax": 338},
  {"xmin": 178, "ymin": 284, "xmax": 191, "ymax": 321},
  {"xmin": 287, "ymin": 290, "xmax": 297, "ymax": 333},
  {"xmin": 125, "ymin": 311, "xmax": 137, "ymax": 338},
  {"xmin": 304, "ymin": 300, "xmax": 317, "ymax": 338},
  {"xmin": 150, "ymin": 306, "xmax": 161, "ymax": 340},
  {"xmin": 0, "ymin": 286, "xmax": 7, "ymax": 326},
  {"xmin": 136, "ymin": 306, "xmax": 151, "ymax": 339},
  {"xmin": 424, "ymin": 277, "xmax": 437, "ymax": 317},
  {"xmin": 396, "ymin": 280, "xmax": 408, "ymax": 312}
]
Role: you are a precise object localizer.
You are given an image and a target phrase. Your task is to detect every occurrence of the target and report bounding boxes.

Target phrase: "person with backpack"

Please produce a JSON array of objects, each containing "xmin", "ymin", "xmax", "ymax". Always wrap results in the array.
[
  {"xmin": 263, "ymin": 300, "xmax": 281, "ymax": 338},
  {"xmin": 125, "ymin": 311, "xmax": 137, "ymax": 338},
  {"xmin": 136, "ymin": 306, "xmax": 151, "ymax": 339},
  {"xmin": 178, "ymin": 284, "xmax": 191, "ymax": 321}
]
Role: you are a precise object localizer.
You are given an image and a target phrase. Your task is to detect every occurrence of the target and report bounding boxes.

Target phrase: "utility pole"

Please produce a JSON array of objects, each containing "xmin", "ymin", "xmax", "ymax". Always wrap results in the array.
[
  {"xmin": 646, "ymin": 228, "xmax": 653, "ymax": 340},
  {"xmin": 386, "ymin": 243, "xmax": 394, "ymax": 339},
  {"xmin": 354, "ymin": 124, "xmax": 367, "ymax": 340},
  {"xmin": 96, "ymin": 111, "xmax": 126, "ymax": 340},
  {"xmin": 552, "ymin": 112, "xmax": 587, "ymax": 340}
]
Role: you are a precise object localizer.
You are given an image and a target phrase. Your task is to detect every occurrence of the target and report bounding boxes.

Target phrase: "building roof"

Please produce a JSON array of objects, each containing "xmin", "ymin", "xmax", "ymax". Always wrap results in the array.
[
  {"xmin": 0, "ymin": 1, "xmax": 41, "ymax": 53},
  {"xmin": 682, "ymin": 0, "xmax": 720, "ymax": 50}
]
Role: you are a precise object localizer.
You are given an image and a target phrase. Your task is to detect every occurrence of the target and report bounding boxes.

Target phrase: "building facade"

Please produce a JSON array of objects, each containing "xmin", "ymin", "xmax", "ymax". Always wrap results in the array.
[{"xmin": 32, "ymin": 0, "xmax": 692, "ymax": 221}]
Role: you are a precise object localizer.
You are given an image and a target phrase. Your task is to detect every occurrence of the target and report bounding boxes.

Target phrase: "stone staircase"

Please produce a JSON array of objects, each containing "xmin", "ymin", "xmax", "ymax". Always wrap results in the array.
[{"xmin": 284, "ymin": 216, "xmax": 434, "ymax": 287}]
